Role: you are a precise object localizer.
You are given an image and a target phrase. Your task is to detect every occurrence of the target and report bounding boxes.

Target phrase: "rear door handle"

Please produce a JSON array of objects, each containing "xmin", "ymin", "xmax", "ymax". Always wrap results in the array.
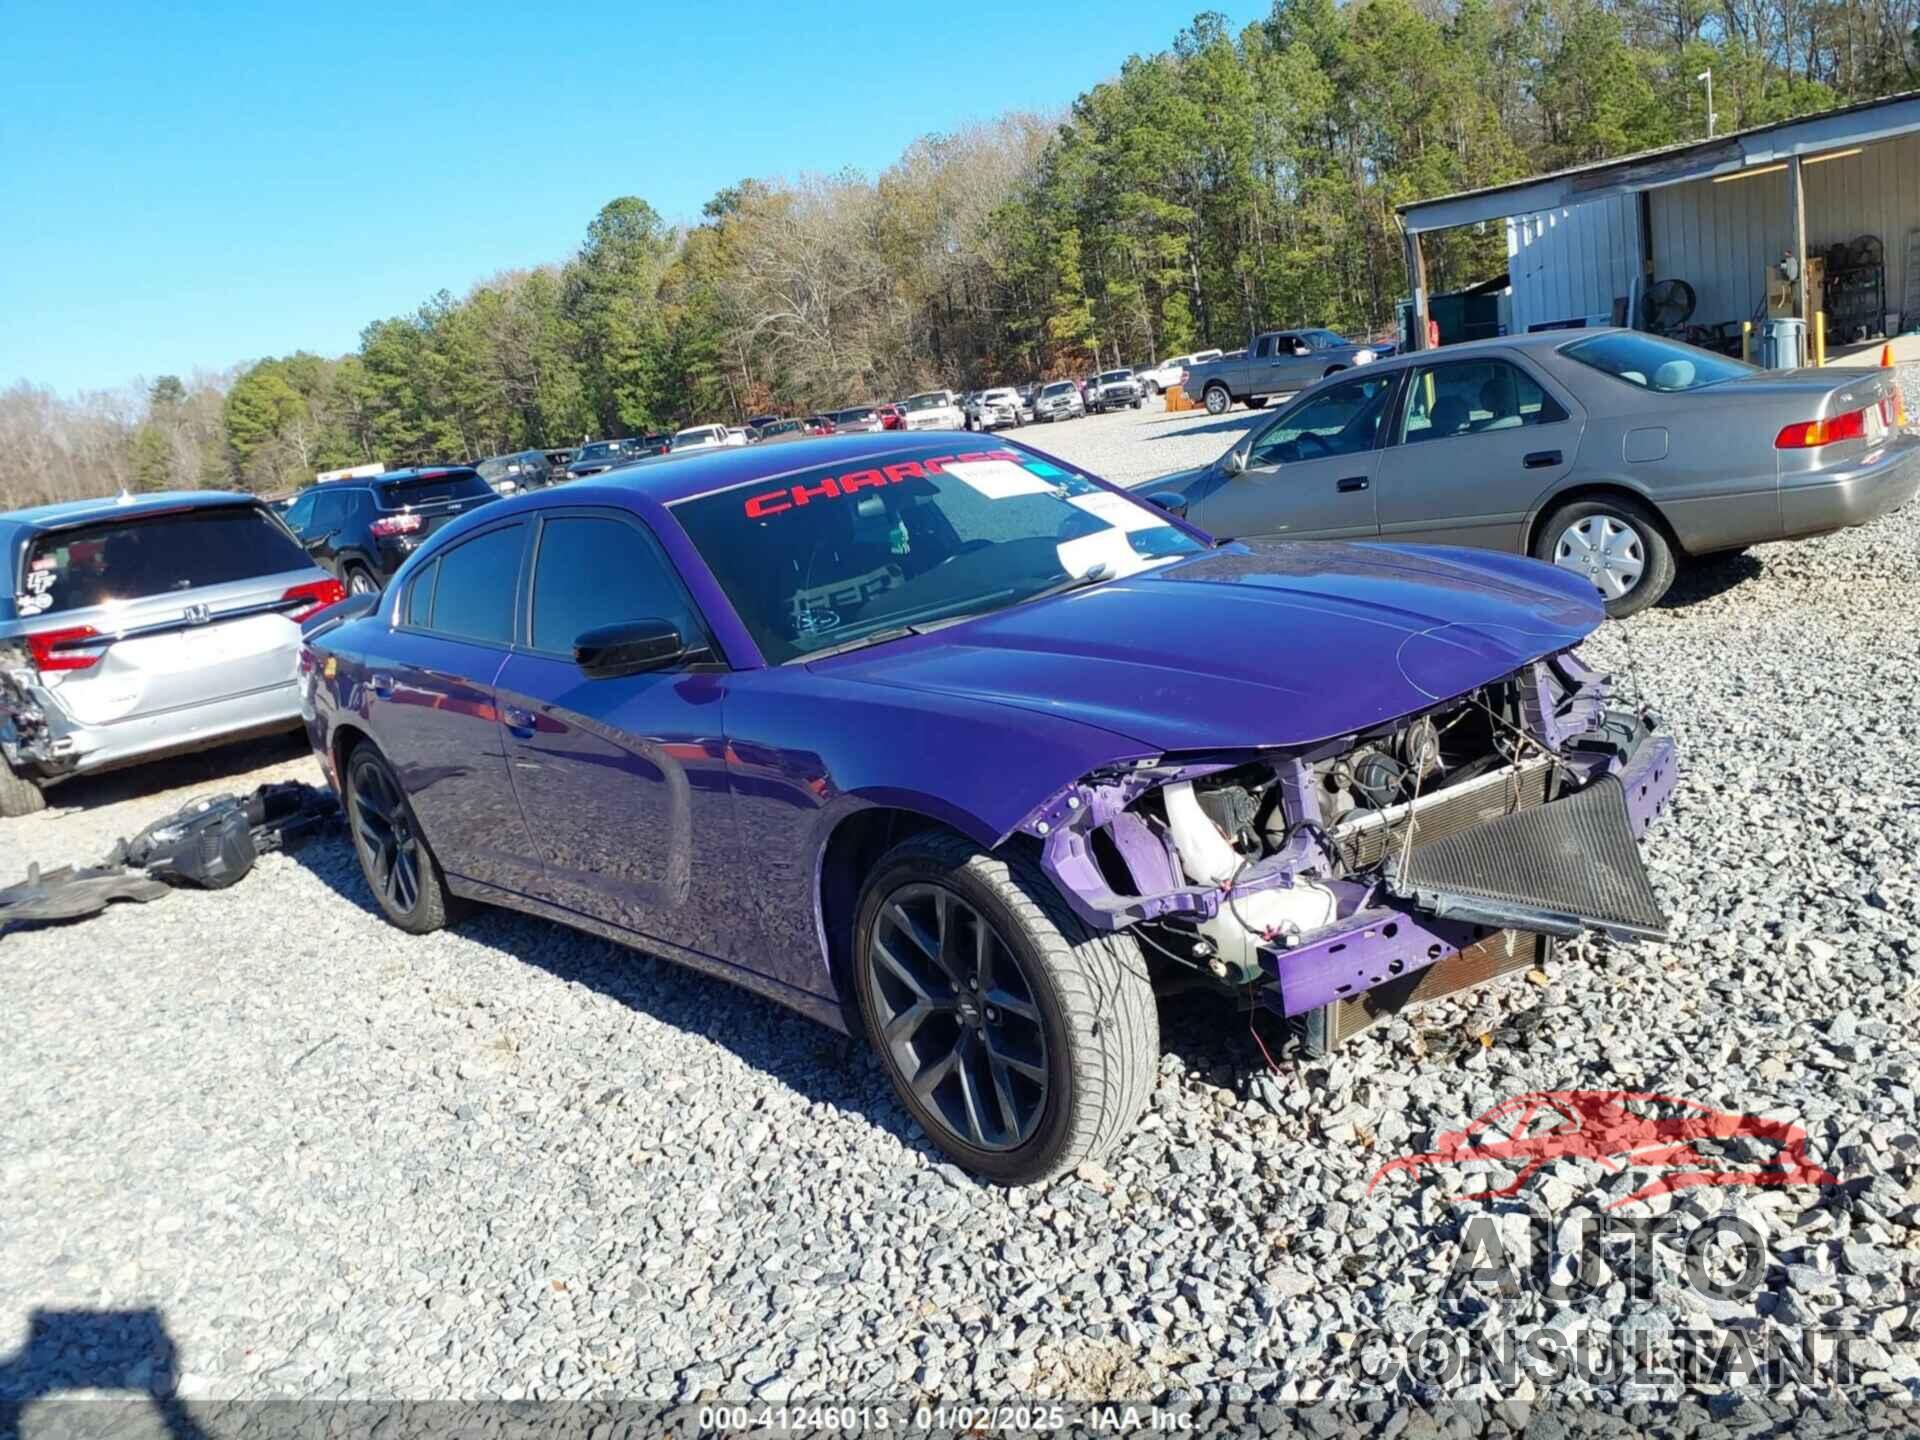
[
  {"xmin": 369, "ymin": 672, "xmax": 395, "ymax": 698},
  {"xmin": 1524, "ymin": 450, "xmax": 1562, "ymax": 469},
  {"xmin": 1336, "ymin": 476, "xmax": 1370, "ymax": 492},
  {"xmin": 502, "ymin": 705, "xmax": 536, "ymax": 738}
]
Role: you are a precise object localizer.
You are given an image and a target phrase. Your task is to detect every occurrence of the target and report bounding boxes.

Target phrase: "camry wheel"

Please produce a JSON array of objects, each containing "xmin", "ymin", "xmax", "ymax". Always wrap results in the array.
[
  {"xmin": 346, "ymin": 742, "xmax": 457, "ymax": 933},
  {"xmin": 1534, "ymin": 496, "xmax": 1675, "ymax": 618},
  {"xmin": 854, "ymin": 831, "xmax": 1157, "ymax": 1184},
  {"xmin": 1203, "ymin": 384, "xmax": 1230, "ymax": 416}
]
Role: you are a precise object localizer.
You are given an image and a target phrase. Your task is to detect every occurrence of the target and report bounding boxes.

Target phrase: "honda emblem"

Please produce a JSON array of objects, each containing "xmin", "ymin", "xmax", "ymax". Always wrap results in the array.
[{"xmin": 183, "ymin": 603, "xmax": 211, "ymax": 625}]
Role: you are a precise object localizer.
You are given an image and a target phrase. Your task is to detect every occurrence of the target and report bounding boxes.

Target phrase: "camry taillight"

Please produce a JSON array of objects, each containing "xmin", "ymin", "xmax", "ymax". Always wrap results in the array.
[
  {"xmin": 282, "ymin": 578, "xmax": 348, "ymax": 620},
  {"xmin": 26, "ymin": 625, "xmax": 102, "ymax": 672},
  {"xmin": 1775, "ymin": 407, "xmax": 1868, "ymax": 449},
  {"xmin": 370, "ymin": 512, "xmax": 423, "ymax": 539}
]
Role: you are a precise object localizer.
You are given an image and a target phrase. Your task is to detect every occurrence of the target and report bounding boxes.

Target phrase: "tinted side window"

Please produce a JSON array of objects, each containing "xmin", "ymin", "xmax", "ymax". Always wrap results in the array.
[
  {"xmin": 531, "ymin": 517, "xmax": 701, "ymax": 657},
  {"xmin": 1401, "ymin": 360, "xmax": 1568, "ymax": 445},
  {"xmin": 312, "ymin": 491, "xmax": 350, "ymax": 530},
  {"xmin": 404, "ymin": 558, "xmax": 439, "ymax": 628},
  {"xmin": 427, "ymin": 525, "xmax": 523, "ymax": 646},
  {"xmin": 282, "ymin": 492, "xmax": 318, "ymax": 531},
  {"xmin": 1249, "ymin": 375, "xmax": 1396, "ymax": 466}
]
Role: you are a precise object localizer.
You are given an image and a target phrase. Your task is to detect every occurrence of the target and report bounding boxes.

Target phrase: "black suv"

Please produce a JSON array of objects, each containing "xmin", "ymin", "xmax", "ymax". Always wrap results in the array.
[{"xmin": 281, "ymin": 467, "xmax": 498, "ymax": 593}]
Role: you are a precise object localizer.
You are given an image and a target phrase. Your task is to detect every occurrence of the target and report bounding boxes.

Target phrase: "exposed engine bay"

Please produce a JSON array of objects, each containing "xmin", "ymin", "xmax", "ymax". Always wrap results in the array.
[{"xmin": 1019, "ymin": 648, "xmax": 1678, "ymax": 1047}]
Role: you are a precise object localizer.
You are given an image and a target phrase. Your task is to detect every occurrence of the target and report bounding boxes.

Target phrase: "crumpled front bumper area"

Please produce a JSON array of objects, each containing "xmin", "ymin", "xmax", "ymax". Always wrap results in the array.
[{"xmin": 1262, "ymin": 733, "xmax": 1678, "ymax": 1022}]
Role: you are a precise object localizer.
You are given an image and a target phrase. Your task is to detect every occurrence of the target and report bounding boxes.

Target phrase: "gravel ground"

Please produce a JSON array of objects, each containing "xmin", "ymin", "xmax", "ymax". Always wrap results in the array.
[{"xmin": 4, "ymin": 401, "xmax": 1919, "ymax": 1432}]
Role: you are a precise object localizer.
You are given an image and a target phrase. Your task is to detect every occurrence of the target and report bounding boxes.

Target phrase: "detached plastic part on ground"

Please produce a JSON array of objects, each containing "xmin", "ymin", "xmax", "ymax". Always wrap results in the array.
[{"xmin": 0, "ymin": 782, "xmax": 337, "ymax": 929}]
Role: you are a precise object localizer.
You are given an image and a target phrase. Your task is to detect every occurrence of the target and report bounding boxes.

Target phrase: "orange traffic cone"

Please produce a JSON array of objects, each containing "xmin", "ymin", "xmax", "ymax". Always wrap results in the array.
[{"xmin": 1882, "ymin": 342, "xmax": 1896, "ymax": 368}]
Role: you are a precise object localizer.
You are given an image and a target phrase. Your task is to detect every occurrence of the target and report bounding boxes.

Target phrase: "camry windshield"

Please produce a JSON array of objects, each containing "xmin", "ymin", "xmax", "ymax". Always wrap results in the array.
[{"xmin": 669, "ymin": 444, "xmax": 1204, "ymax": 664}]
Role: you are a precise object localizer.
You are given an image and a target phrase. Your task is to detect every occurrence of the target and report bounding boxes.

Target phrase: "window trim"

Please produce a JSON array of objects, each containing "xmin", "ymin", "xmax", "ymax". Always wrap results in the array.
[
  {"xmin": 394, "ymin": 518, "xmax": 529, "ymax": 651},
  {"xmin": 1388, "ymin": 354, "xmax": 1572, "ymax": 448},
  {"xmin": 522, "ymin": 506, "xmax": 722, "ymax": 668},
  {"xmin": 398, "ymin": 556, "xmax": 441, "ymax": 633}
]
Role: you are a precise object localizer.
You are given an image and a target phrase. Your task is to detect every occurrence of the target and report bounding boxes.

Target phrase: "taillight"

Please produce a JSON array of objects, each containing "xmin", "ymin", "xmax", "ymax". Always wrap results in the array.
[
  {"xmin": 1892, "ymin": 391, "xmax": 1908, "ymax": 427},
  {"xmin": 1775, "ymin": 407, "xmax": 1868, "ymax": 449},
  {"xmin": 282, "ymin": 578, "xmax": 348, "ymax": 621},
  {"xmin": 26, "ymin": 625, "xmax": 102, "ymax": 672},
  {"xmin": 370, "ymin": 512, "xmax": 423, "ymax": 539}
]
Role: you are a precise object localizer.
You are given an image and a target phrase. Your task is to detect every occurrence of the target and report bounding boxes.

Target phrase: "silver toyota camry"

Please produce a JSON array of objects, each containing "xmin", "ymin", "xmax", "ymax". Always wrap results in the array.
[{"xmin": 1135, "ymin": 328, "xmax": 1916, "ymax": 615}]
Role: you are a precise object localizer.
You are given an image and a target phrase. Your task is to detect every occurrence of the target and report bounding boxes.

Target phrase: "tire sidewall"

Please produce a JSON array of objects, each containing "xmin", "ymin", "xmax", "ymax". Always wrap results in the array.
[
  {"xmin": 853, "ymin": 850, "xmax": 1080, "ymax": 1184},
  {"xmin": 1204, "ymin": 385, "xmax": 1229, "ymax": 415}
]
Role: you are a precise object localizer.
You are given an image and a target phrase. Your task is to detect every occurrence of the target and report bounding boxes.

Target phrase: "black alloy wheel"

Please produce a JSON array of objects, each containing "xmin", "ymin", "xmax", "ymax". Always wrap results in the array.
[{"xmin": 865, "ymin": 882, "xmax": 1049, "ymax": 1152}]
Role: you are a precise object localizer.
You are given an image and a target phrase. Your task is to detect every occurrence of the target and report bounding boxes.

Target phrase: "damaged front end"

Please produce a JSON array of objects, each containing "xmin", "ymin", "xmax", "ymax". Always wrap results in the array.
[{"xmin": 1017, "ymin": 649, "xmax": 1677, "ymax": 1053}]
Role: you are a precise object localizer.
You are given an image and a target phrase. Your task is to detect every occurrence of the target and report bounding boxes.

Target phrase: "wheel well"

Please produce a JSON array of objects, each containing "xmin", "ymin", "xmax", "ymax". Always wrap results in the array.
[
  {"xmin": 1323, "ymin": 365, "xmax": 1346, "ymax": 377},
  {"xmin": 817, "ymin": 807, "xmax": 954, "ymax": 1009},
  {"xmin": 1528, "ymin": 483, "xmax": 1686, "ymax": 558},
  {"xmin": 330, "ymin": 720, "xmax": 373, "ymax": 789}
]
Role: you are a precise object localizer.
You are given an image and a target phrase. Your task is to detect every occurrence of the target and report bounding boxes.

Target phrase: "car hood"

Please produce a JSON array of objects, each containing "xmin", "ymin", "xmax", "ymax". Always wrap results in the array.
[{"xmin": 823, "ymin": 542, "xmax": 1604, "ymax": 752}]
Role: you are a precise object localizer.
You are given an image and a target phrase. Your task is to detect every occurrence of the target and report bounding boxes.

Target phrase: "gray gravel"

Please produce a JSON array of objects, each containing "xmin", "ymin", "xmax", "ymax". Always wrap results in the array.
[{"xmin": 3, "ymin": 402, "xmax": 1918, "ymax": 1427}]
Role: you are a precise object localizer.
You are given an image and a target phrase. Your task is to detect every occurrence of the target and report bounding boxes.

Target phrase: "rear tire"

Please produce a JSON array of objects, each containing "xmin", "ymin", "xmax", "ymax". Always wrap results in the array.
[
  {"xmin": 344, "ymin": 564, "xmax": 380, "ymax": 595},
  {"xmin": 0, "ymin": 760, "xmax": 48, "ymax": 818},
  {"xmin": 1533, "ymin": 495, "xmax": 1676, "ymax": 618},
  {"xmin": 1203, "ymin": 384, "xmax": 1231, "ymax": 416},
  {"xmin": 853, "ymin": 831, "xmax": 1159, "ymax": 1185},
  {"xmin": 345, "ymin": 741, "xmax": 459, "ymax": 933},
  {"xmin": 1245, "ymin": 396, "xmax": 1268, "ymax": 409}
]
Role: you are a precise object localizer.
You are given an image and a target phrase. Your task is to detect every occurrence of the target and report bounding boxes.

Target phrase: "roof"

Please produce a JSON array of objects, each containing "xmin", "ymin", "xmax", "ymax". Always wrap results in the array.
[
  {"xmin": 573, "ymin": 430, "xmax": 984, "ymax": 505},
  {"xmin": 0, "ymin": 489, "xmax": 262, "ymax": 531},
  {"xmin": 1400, "ymin": 90, "xmax": 1920, "ymax": 234}
]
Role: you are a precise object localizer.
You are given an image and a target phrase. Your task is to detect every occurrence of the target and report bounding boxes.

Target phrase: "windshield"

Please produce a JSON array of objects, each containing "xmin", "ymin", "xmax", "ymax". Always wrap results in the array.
[
  {"xmin": 22, "ymin": 506, "xmax": 310, "ymax": 615},
  {"xmin": 377, "ymin": 472, "xmax": 491, "ymax": 507},
  {"xmin": 576, "ymin": 442, "xmax": 618, "ymax": 461},
  {"xmin": 668, "ymin": 443, "xmax": 1204, "ymax": 664},
  {"xmin": 905, "ymin": 393, "xmax": 949, "ymax": 411},
  {"xmin": 834, "ymin": 407, "xmax": 877, "ymax": 422},
  {"xmin": 1098, "ymin": 370, "xmax": 1130, "ymax": 384},
  {"xmin": 1563, "ymin": 332, "xmax": 1754, "ymax": 392},
  {"xmin": 1041, "ymin": 382, "xmax": 1074, "ymax": 396}
]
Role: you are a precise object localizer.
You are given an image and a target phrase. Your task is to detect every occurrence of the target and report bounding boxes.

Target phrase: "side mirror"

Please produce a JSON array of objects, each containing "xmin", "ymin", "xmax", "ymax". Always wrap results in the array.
[
  {"xmin": 575, "ymin": 618, "xmax": 687, "ymax": 679},
  {"xmin": 1142, "ymin": 491, "xmax": 1189, "ymax": 518},
  {"xmin": 1224, "ymin": 445, "xmax": 1249, "ymax": 476}
]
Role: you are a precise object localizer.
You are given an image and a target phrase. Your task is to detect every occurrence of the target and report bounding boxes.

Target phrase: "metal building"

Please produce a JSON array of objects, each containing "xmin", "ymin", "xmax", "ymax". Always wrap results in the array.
[{"xmin": 1399, "ymin": 91, "xmax": 1920, "ymax": 361}]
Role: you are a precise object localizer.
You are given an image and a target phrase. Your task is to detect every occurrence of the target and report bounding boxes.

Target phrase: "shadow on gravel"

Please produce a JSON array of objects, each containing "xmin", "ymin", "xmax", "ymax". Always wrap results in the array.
[
  {"xmin": 1660, "ymin": 550, "xmax": 1765, "ymax": 609},
  {"xmin": 0, "ymin": 1306, "xmax": 204, "ymax": 1437},
  {"xmin": 1141, "ymin": 413, "xmax": 1265, "ymax": 443},
  {"xmin": 282, "ymin": 831, "xmax": 1265, "ymax": 1161},
  {"xmin": 32, "ymin": 731, "xmax": 315, "ymax": 817}
]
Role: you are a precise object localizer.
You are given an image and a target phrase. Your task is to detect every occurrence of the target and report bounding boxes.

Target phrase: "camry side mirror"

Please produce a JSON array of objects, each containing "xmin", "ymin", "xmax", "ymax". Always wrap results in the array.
[
  {"xmin": 1143, "ymin": 491, "xmax": 1189, "ymax": 518},
  {"xmin": 575, "ymin": 618, "xmax": 686, "ymax": 679}
]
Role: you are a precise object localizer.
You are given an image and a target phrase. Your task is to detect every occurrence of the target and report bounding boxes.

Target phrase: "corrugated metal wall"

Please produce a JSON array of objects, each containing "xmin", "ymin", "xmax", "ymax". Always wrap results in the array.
[
  {"xmin": 1505, "ymin": 131, "xmax": 1919, "ymax": 339},
  {"xmin": 1504, "ymin": 193, "xmax": 1640, "ymax": 332},
  {"xmin": 1650, "ymin": 131, "xmax": 1919, "ymax": 331}
]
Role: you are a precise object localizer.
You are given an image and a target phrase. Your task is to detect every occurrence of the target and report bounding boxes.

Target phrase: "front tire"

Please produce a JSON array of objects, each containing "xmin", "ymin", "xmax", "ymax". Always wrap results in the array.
[
  {"xmin": 344, "ymin": 564, "xmax": 380, "ymax": 596},
  {"xmin": 1203, "ymin": 384, "xmax": 1230, "ymax": 416},
  {"xmin": 854, "ymin": 832, "xmax": 1158, "ymax": 1185},
  {"xmin": 345, "ymin": 741, "xmax": 458, "ymax": 933},
  {"xmin": 1533, "ymin": 495, "xmax": 1676, "ymax": 618},
  {"xmin": 0, "ymin": 760, "xmax": 47, "ymax": 818}
]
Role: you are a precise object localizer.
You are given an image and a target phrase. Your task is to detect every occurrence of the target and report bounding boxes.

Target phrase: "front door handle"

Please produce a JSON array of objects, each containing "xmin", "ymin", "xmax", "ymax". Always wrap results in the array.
[
  {"xmin": 369, "ymin": 672, "xmax": 395, "ymax": 698},
  {"xmin": 1524, "ymin": 450, "xmax": 1562, "ymax": 469},
  {"xmin": 501, "ymin": 705, "xmax": 536, "ymax": 738},
  {"xmin": 1336, "ymin": 476, "xmax": 1370, "ymax": 492}
]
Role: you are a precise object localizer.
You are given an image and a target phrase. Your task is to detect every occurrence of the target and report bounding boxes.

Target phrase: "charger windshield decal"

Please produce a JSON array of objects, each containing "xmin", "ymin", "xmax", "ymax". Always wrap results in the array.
[{"xmin": 741, "ymin": 449, "xmax": 1026, "ymax": 518}]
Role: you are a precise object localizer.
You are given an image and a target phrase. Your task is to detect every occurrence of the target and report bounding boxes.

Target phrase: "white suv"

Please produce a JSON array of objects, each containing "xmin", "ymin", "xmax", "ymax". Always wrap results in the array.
[
  {"xmin": 1136, "ymin": 350, "xmax": 1224, "ymax": 394},
  {"xmin": 900, "ymin": 391, "xmax": 965, "ymax": 430}
]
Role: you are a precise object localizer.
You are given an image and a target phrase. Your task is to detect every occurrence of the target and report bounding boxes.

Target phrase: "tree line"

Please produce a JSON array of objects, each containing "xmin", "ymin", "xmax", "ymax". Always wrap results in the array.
[{"xmin": 4, "ymin": 0, "xmax": 1913, "ymax": 506}]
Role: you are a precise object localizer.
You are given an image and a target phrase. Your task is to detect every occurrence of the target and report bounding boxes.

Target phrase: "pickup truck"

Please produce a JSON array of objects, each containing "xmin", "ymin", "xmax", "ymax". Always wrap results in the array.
[{"xmin": 1183, "ymin": 329, "xmax": 1390, "ymax": 415}]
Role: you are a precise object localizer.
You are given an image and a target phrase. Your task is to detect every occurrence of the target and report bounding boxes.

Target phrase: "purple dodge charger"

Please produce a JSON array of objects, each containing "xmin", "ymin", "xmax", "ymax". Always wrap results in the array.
[{"xmin": 300, "ymin": 433, "xmax": 1678, "ymax": 1182}]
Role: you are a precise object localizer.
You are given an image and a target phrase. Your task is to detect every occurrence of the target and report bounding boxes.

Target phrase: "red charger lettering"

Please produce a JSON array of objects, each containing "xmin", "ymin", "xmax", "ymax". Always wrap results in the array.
[
  {"xmin": 745, "ymin": 490, "xmax": 791, "ymax": 518},
  {"xmin": 883, "ymin": 461, "xmax": 925, "ymax": 484},
  {"xmin": 839, "ymin": 468, "xmax": 888, "ymax": 494},
  {"xmin": 790, "ymin": 477, "xmax": 841, "ymax": 506}
]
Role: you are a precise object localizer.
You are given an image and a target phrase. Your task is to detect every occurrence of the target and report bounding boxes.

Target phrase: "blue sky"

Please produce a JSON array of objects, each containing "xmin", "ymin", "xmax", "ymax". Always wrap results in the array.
[{"xmin": 0, "ymin": 1, "xmax": 1258, "ymax": 397}]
